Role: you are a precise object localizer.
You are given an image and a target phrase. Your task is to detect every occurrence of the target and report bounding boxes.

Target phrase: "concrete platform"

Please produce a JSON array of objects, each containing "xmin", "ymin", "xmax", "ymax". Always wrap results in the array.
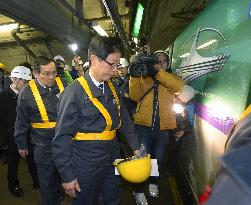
[{"xmin": 0, "ymin": 159, "xmax": 179, "ymax": 205}]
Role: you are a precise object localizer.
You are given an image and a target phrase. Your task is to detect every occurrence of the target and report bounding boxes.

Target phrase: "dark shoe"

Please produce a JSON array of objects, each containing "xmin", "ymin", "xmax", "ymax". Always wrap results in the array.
[
  {"xmin": 33, "ymin": 183, "xmax": 40, "ymax": 189},
  {"xmin": 59, "ymin": 193, "xmax": 65, "ymax": 202},
  {"xmin": 0, "ymin": 148, "xmax": 8, "ymax": 165},
  {"xmin": 149, "ymin": 184, "xmax": 159, "ymax": 198},
  {"xmin": 10, "ymin": 187, "xmax": 24, "ymax": 197},
  {"xmin": 1, "ymin": 158, "xmax": 8, "ymax": 165},
  {"xmin": 133, "ymin": 192, "xmax": 148, "ymax": 205}
]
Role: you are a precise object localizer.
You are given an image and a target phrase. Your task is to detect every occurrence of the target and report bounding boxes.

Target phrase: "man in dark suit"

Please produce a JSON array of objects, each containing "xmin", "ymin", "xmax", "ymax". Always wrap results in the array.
[
  {"xmin": 0, "ymin": 66, "xmax": 39, "ymax": 197},
  {"xmin": 205, "ymin": 105, "xmax": 251, "ymax": 205}
]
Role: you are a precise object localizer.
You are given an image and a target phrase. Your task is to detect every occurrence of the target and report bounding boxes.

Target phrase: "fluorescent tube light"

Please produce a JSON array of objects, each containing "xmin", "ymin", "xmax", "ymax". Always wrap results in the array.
[
  {"xmin": 0, "ymin": 23, "xmax": 18, "ymax": 32},
  {"xmin": 92, "ymin": 22, "xmax": 108, "ymax": 37}
]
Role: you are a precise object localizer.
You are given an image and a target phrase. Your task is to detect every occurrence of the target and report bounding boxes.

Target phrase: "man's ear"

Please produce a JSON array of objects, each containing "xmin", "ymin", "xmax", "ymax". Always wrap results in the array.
[
  {"xmin": 89, "ymin": 55, "xmax": 98, "ymax": 67},
  {"xmin": 32, "ymin": 70, "xmax": 39, "ymax": 79}
]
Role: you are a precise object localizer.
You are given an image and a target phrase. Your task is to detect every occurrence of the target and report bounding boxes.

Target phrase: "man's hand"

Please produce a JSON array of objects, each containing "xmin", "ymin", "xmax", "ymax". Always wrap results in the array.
[
  {"xmin": 124, "ymin": 92, "xmax": 129, "ymax": 98},
  {"xmin": 148, "ymin": 66, "xmax": 159, "ymax": 77},
  {"xmin": 134, "ymin": 144, "xmax": 147, "ymax": 158},
  {"xmin": 175, "ymin": 131, "xmax": 185, "ymax": 138},
  {"xmin": 19, "ymin": 149, "xmax": 28, "ymax": 158},
  {"xmin": 133, "ymin": 149, "xmax": 141, "ymax": 156},
  {"xmin": 62, "ymin": 179, "xmax": 81, "ymax": 198},
  {"xmin": 73, "ymin": 55, "xmax": 84, "ymax": 76}
]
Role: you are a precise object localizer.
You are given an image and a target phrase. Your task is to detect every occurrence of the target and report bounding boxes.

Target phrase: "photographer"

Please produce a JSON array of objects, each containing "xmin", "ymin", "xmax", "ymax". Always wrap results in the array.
[
  {"xmin": 129, "ymin": 50, "xmax": 184, "ymax": 204},
  {"xmin": 54, "ymin": 55, "xmax": 73, "ymax": 84}
]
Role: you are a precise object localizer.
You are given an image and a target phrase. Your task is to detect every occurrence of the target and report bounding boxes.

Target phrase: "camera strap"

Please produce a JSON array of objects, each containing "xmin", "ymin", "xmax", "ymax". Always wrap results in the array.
[
  {"xmin": 135, "ymin": 85, "xmax": 155, "ymax": 115},
  {"xmin": 138, "ymin": 85, "xmax": 154, "ymax": 102}
]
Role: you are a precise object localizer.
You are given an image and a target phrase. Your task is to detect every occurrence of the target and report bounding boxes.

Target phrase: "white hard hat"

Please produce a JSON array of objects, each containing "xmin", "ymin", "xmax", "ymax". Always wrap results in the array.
[
  {"xmin": 177, "ymin": 85, "xmax": 195, "ymax": 103},
  {"xmin": 154, "ymin": 50, "xmax": 169, "ymax": 56},
  {"xmin": 10, "ymin": 66, "xmax": 32, "ymax": 80},
  {"xmin": 83, "ymin": 62, "xmax": 89, "ymax": 67},
  {"xmin": 54, "ymin": 55, "xmax": 65, "ymax": 63},
  {"xmin": 120, "ymin": 58, "xmax": 129, "ymax": 67}
]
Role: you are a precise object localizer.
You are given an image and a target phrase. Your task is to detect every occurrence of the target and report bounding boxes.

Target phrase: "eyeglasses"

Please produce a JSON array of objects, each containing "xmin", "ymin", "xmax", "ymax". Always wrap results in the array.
[
  {"xmin": 103, "ymin": 59, "xmax": 122, "ymax": 68},
  {"xmin": 40, "ymin": 70, "xmax": 57, "ymax": 77}
]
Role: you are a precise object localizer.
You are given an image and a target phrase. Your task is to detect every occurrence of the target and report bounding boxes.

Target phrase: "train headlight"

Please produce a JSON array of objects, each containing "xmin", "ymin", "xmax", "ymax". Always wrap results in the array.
[{"xmin": 173, "ymin": 103, "xmax": 185, "ymax": 114}]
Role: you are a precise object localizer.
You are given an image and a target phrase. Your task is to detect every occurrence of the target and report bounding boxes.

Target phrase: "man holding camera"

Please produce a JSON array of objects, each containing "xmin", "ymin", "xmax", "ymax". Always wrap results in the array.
[
  {"xmin": 54, "ymin": 55, "xmax": 73, "ymax": 84},
  {"xmin": 129, "ymin": 50, "xmax": 184, "ymax": 205}
]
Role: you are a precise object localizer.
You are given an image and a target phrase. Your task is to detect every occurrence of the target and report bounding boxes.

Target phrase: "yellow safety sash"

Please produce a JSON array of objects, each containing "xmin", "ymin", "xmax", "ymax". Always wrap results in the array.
[
  {"xmin": 74, "ymin": 130, "xmax": 116, "ymax": 141},
  {"xmin": 55, "ymin": 77, "xmax": 64, "ymax": 93},
  {"xmin": 74, "ymin": 76, "xmax": 121, "ymax": 140},
  {"xmin": 107, "ymin": 80, "xmax": 121, "ymax": 128},
  {"xmin": 239, "ymin": 104, "xmax": 251, "ymax": 121},
  {"xmin": 29, "ymin": 77, "xmax": 64, "ymax": 128}
]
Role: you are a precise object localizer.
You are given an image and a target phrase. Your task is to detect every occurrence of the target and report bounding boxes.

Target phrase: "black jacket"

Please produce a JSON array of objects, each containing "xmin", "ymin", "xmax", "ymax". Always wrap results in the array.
[
  {"xmin": 116, "ymin": 75, "xmax": 136, "ymax": 118},
  {"xmin": 52, "ymin": 72, "xmax": 140, "ymax": 183},
  {"xmin": 14, "ymin": 78, "xmax": 68, "ymax": 149},
  {"xmin": 0, "ymin": 87, "xmax": 18, "ymax": 148},
  {"xmin": 206, "ymin": 112, "xmax": 251, "ymax": 205}
]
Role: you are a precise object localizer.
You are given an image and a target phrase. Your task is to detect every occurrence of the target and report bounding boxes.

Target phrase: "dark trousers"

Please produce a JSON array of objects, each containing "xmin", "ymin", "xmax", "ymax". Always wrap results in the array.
[
  {"xmin": 72, "ymin": 163, "xmax": 121, "ymax": 205},
  {"xmin": 134, "ymin": 124, "xmax": 170, "ymax": 193},
  {"xmin": 34, "ymin": 145, "xmax": 61, "ymax": 205},
  {"xmin": 7, "ymin": 137, "xmax": 39, "ymax": 191},
  {"xmin": 166, "ymin": 132, "xmax": 182, "ymax": 175}
]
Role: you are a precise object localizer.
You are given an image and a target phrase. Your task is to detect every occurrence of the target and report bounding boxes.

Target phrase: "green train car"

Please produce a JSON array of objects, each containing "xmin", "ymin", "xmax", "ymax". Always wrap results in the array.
[{"xmin": 171, "ymin": 0, "xmax": 251, "ymax": 202}]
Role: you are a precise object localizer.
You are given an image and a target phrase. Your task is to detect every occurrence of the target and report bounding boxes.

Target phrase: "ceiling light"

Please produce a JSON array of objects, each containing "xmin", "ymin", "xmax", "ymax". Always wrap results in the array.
[
  {"xmin": 0, "ymin": 23, "xmax": 18, "ymax": 32},
  {"xmin": 92, "ymin": 22, "xmax": 108, "ymax": 37},
  {"xmin": 69, "ymin": 43, "xmax": 78, "ymax": 52},
  {"xmin": 132, "ymin": 2, "xmax": 144, "ymax": 37}
]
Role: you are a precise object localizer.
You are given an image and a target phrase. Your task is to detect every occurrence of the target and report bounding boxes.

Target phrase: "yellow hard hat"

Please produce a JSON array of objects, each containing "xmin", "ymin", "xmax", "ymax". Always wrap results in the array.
[
  {"xmin": 114, "ymin": 154, "xmax": 151, "ymax": 183},
  {"xmin": 0, "ymin": 63, "xmax": 7, "ymax": 71}
]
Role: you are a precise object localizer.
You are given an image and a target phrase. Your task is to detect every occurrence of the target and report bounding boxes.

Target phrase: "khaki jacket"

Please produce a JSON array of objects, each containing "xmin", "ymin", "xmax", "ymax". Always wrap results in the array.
[{"xmin": 129, "ymin": 70, "xmax": 184, "ymax": 130}]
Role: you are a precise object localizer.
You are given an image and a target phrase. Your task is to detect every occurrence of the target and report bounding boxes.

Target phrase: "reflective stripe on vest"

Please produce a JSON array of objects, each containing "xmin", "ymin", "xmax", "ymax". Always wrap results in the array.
[
  {"xmin": 74, "ymin": 76, "xmax": 121, "ymax": 140},
  {"xmin": 108, "ymin": 80, "xmax": 121, "ymax": 128},
  {"xmin": 225, "ymin": 104, "xmax": 251, "ymax": 149},
  {"xmin": 55, "ymin": 77, "xmax": 64, "ymax": 93},
  {"xmin": 240, "ymin": 104, "xmax": 251, "ymax": 121},
  {"xmin": 74, "ymin": 130, "xmax": 116, "ymax": 140},
  {"xmin": 29, "ymin": 77, "xmax": 64, "ymax": 128}
]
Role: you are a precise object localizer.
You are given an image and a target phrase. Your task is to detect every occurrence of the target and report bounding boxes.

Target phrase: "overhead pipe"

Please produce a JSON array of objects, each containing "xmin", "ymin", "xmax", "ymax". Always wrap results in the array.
[
  {"xmin": 75, "ymin": 0, "xmax": 84, "ymax": 19},
  {"xmin": 59, "ymin": 0, "xmax": 131, "ymax": 52},
  {"xmin": 87, "ymin": 13, "xmax": 130, "ymax": 23},
  {"xmin": 142, "ymin": 0, "xmax": 151, "ymax": 37},
  {"xmin": 11, "ymin": 27, "xmax": 37, "ymax": 59},
  {"xmin": 101, "ymin": 0, "xmax": 132, "ymax": 53}
]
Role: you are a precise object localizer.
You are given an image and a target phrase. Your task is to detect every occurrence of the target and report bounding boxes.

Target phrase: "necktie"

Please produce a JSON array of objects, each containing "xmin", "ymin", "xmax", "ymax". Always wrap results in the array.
[{"xmin": 98, "ymin": 84, "xmax": 104, "ymax": 90}]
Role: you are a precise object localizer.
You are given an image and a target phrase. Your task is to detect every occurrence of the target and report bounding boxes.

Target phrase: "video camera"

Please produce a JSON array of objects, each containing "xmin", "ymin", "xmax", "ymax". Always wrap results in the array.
[
  {"xmin": 55, "ymin": 62, "xmax": 64, "ymax": 77},
  {"xmin": 129, "ymin": 53, "xmax": 159, "ymax": 77}
]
